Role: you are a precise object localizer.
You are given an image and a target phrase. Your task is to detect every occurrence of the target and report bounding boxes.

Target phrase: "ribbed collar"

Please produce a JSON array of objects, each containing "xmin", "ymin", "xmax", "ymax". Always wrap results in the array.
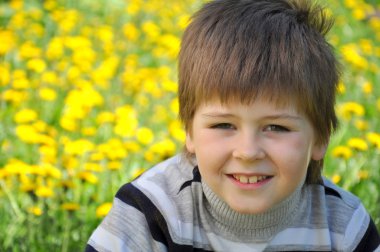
[{"xmin": 201, "ymin": 181, "xmax": 304, "ymax": 241}]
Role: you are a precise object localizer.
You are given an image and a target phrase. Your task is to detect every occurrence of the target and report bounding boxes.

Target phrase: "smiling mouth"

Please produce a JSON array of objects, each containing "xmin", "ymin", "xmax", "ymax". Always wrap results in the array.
[{"xmin": 231, "ymin": 174, "xmax": 273, "ymax": 184}]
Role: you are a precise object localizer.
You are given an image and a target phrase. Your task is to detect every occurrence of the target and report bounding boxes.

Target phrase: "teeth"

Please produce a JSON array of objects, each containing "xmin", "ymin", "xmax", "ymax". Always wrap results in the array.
[
  {"xmin": 249, "ymin": 176, "xmax": 258, "ymax": 183},
  {"xmin": 240, "ymin": 176, "xmax": 248, "ymax": 183},
  {"xmin": 233, "ymin": 174, "xmax": 268, "ymax": 184}
]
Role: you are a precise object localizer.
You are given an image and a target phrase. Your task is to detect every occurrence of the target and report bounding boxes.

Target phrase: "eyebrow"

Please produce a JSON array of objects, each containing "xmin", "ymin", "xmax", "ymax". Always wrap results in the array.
[
  {"xmin": 201, "ymin": 113, "xmax": 235, "ymax": 118},
  {"xmin": 201, "ymin": 112, "xmax": 302, "ymax": 121}
]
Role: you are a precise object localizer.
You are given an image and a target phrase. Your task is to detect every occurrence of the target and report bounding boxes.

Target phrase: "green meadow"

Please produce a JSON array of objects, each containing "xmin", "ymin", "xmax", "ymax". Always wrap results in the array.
[{"xmin": 0, "ymin": 0, "xmax": 379, "ymax": 250}]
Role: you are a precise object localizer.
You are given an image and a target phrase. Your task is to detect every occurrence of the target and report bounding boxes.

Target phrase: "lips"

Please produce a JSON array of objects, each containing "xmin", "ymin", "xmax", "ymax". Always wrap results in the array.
[{"xmin": 232, "ymin": 174, "xmax": 272, "ymax": 184}]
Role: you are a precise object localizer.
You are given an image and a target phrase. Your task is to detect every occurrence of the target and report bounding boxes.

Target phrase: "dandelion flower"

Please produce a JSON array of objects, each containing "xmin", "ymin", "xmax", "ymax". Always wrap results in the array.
[
  {"xmin": 366, "ymin": 132, "xmax": 380, "ymax": 149},
  {"xmin": 108, "ymin": 161, "xmax": 122, "ymax": 171},
  {"xmin": 354, "ymin": 119, "xmax": 368, "ymax": 131},
  {"xmin": 332, "ymin": 174, "xmax": 341, "ymax": 184},
  {"xmin": 136, "ymin": 127, "xmax": 154, "ymax": 145},
  {"xmin": 332, "ymin": 146, "xmax": 353, "ymax": 159},
  {"xmin": 132, "ymin": 168, "xmax": 146, "ymax": 179},
  {"xmin": 361, "ymin": 81, "xmax": 373, "ymax": 95},
  {"xmin": 35, "ymin": 186, "xmax": 54, "ymax": 198},
  {"xmin": 15, "ymin": 124, "xmax": 41, "ymax": 143},
  {"xmin": 14, "ymin": 109, "xmax": 38, "ymax": 123},
  {"xmin": 347, "ymin": 138, "xmax": 368, "ymax": 151},
  {"xmin": 96, "ymin": 202, "xmax": 112, "ymax": 218},
  {"xmin": 336, "ymin": 102, "xmax": 365, "ymax": 120},
  {"xmin": 61, "ymin": 203, "xmax": 80, "ymax": 211},
  {"xmin": 77, "ymin": 171, "xmax": 99, "ymax": 184},
  {"xmin": 336, "ymin": 81, "xmax": 345, "ymax": 94},
  {"xmin": 39, "ymin": 87, "xmax": 57, "ymax": 101},
  {"xmin": 28, "ymin": 206, "xmax": 43, "ymax": 216}
]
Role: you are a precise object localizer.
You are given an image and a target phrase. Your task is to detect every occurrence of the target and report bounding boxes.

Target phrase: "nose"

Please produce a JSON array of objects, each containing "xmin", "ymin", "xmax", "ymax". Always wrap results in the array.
[{"xmin": 232, "ymin": 131, "xmax": 265, "ymax": 161}]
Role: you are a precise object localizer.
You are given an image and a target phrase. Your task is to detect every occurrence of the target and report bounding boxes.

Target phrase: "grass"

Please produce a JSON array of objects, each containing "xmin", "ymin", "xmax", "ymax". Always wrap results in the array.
[{"xmin": 0, "ymin": 0, "xmax": 379, "ymax": 250}]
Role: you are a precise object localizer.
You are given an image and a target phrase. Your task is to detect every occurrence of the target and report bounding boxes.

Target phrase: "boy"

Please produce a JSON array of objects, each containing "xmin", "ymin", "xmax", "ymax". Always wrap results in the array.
[{"xmin": 86, "ymin": 0, "xmax": 380, "ymax": 251}]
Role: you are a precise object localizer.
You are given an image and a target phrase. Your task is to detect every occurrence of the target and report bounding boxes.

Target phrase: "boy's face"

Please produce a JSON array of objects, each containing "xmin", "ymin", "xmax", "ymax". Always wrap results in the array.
[{"xmin": 186, "ymin": 99, "xmax": 326, "ymax": 214}]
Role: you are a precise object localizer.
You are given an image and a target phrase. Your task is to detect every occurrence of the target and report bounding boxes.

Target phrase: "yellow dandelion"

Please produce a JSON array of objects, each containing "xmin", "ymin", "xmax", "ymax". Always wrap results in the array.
[
  {"xmin": 82, "ymin": 127, "xmax": 97, "ymax": 136},
  {"xmin": 352, "ymin": 9, "xmax": 366, "ymax": 21},
  {"xmin": 178, "ymin": 14, "xmax": 191, "ymax": 30},
  {"xmin": 170, "ymin": 98, "xmax": 179, "ymax": 114},
  {"xmin": 347, "ymin": 138, "xmax": 368, "ymax": 151},
  {"xmin": 362, "ymin": 81, "xmax": 373, "ymax": 95},
  {"xmin": 77, "ymin": 171, "xmax": 99, "ymax": 184},
  {"xmin": 60, "ymin": 180, "xmax": 75, "ymax": 190},
  {"xmin": 108, "ymin": 161, "xmax": 122, "ymax": 171},
  {"xmin": 35, "ymin": 186, "xmax": 54, "ymax": 198},
  {"xmin": 132, "ymin": 168, "xmax": 146, "ymax": 179},
  {"xmin": 169, "ymin": 120, "xmax": 186, "ymax": 142},
  {"xmin": 64, "ymin": 139, "xmax": 95, "ymax": 156},
  {"xmin": 61, "ymin": 203, "xmax": 80, "ymax": 212},
  {"xmin": 39, "ymin": 87, "xmax": 57, "ymax": 101},
  {"xmin": 366, "ymin": 132, "xmax": 380, "ymax": 149},
  {"xmin": 142, "ymin": 21, "xmax": 160, "ymax": 39},
  {"xmin": 28, "ymin": 206, "xmax": 43, "ymax": 216},
  {"xmin": 41, "ymin": 71, "xmax": 59, "ymax": 84},
  {"xmin": 336, "ymin": 81, "xmax": 345, "ymax": 94},
  {"xmin": 27, "ymin": 58, "xmax": 47, "ymax": 73},
  {"xmin": 96, "ymin": 202, "xmax": 112, "ymax": 218},
  {"xmin": 2, "ymin": 89, "xmax": 29, "ymax": 104},
  {"xmin": 331, "ymin": 174, "xmax": 341, "ymax": 184},
  {"xmin": 123, "ymin": 23, "xmax": 139, "ymax": 41},
  {"xmin": 332, "ymin": 146, "xmax": 353, "ymax": 159},
  {"xmin": 336, "ymin": 102, "xmax": 365, "ymax": 120},
  {"xmin": 14, "ymin": 109, "xmax": 38, "ymax": 123},
  {"xmin": 354, "ymin": 119, "xmax": 368, "ymax": 131},
  {"xmin": 90, "ymin": 152, "xmax": 105, "ymax": 162},
  {"xmin": 84, "ymin": 162, "xmax": 103, "ymax": 172},
  {"xmin": 359, "ymin": 39, "xmax": 373, "ymax": 55},
  {"xmin": 0, "ymin": 30, "xmax": 16, "ymax": 55},
  {"xmin": 43, "ymin": 164, "xmax": 62, "ymax": 179},
  {"xmin": 60, "ymin": 116, "xmax": 78, "ymax": 132},
  {"xmin": 15, "ymin": 124, "xmax": 41, "ymax": 144},
  {"xmin": 136, "ymin": 127, "xmax": 154, "ymax": 145},
  {"xmin": 96, "ymin": 111, "xmax": 115, "ymax": 124},
  {"xmin": 124, "ymin": 141, "xmax": 141, "ymax": 153},
  {"xmin": 340, "ymin": 44, "xmax": 368, "ymax": 69}
]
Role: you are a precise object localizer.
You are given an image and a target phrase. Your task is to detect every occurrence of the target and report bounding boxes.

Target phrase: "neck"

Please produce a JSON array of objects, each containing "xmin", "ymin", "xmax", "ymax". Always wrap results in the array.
[{"xmin": 202, "ymin": 181, "xmax": 304, "ymax": 241}]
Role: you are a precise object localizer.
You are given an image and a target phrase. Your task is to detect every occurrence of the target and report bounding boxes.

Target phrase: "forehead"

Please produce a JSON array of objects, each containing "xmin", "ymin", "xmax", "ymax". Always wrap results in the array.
[
  {"xmin": 197, "ymin": 94, "xmax": 304, "ymax": 115},
  {"xmin": 196, "ymin": 97, "xmax": 305, "ymax": 119}
]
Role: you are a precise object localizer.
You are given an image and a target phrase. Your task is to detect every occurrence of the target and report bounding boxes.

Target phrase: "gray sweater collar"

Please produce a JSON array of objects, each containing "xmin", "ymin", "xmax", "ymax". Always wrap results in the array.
[{"xmin": 201, "ymin": 180, "xmax": 304, "ymax": 241}]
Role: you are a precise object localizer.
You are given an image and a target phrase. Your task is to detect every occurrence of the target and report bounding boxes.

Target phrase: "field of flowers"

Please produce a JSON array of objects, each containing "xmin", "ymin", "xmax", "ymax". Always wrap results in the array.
[{"xmin": 0, "ymin": 0, "xmax": 379, "ymax": 250}]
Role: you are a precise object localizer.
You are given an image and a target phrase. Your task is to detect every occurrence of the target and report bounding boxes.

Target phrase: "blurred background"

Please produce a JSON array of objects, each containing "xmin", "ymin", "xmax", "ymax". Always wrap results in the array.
[{"xmin": 0, "ymin": 0, "xmax": 379, "ymax": 250}]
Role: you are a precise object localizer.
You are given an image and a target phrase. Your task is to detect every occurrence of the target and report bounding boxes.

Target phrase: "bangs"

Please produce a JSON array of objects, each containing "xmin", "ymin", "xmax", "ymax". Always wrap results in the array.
[
  {"xmin": 179, "ymin": 0, "xmax": 339, "ymax": 145},
  {"xmin": 180, "ymin": 2, "xmax": 320, "ymax": 112}
]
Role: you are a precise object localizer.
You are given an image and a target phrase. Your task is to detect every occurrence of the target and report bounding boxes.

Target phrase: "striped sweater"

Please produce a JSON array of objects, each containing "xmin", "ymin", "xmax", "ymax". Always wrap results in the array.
[{"xmin": 86, "ymin": 155, "xmax": 380, "ymax": 251}]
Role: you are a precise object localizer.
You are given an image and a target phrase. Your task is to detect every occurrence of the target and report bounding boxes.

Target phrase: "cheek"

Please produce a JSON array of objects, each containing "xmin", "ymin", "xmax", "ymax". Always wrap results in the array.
[{"xmin": 273, "ymin": 138, "xmax": 312, "ymax": 174}]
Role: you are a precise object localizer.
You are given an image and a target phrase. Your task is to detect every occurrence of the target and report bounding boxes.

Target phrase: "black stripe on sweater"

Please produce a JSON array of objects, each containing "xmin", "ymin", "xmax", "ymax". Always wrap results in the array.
[
  {"xmin": 84, "ymin": 244, "xmax": 97, "ymax": 252},
  {"xmin": 324, "ymin": 185, "xmax": 342, "ymax": 199},
  {"xmin": 116, "ymin": 183, "xmax": 213, "ymax": 252},
  {"xmin": 353, "ymin": 217, "xmax": 380, "ymax": 252},
  {"xmin": 179, "ymin": 166, "xmax": 202, "ymax": 192}
]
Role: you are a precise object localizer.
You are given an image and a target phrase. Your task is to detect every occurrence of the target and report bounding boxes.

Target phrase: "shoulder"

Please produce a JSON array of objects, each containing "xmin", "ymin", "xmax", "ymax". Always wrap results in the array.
[
  {"xmin": 316, "ymin": 177, "xmax": 380, "ymax": 251},
  {"xmin": 87, "ymin": 155, "xmax": 210, "ymax": 251},
  {"xmin": 118, "ymin": 154, "xmax": 198, "ymax": 203},
  {"xmin": 115, "ymin": 154, "xmax": 199, "ymax": 213}
]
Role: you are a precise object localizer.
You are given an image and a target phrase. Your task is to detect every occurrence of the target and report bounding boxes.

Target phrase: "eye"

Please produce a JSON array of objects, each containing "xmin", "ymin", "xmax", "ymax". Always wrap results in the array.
[
  {"xmin": 210, "ymin": 123, "xmax": 235, "ymax": 130},
  {"xmin": 265, "ymin": 124, "xmax": 289, "ymax": 132}
]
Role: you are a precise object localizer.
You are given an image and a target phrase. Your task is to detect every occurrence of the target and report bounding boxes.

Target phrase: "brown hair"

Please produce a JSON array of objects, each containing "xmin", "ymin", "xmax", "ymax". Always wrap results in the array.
[{"xmin": 178, "ymin": 0, "xmax": 340, "ymax": 184}]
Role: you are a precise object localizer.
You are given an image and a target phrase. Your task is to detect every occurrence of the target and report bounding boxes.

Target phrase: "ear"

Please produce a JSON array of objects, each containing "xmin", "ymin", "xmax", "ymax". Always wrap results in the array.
[
  {"xmin": 311, "ymin": 143, "xmax": 328, "ymax": 161},
  {"xmin": 185, "ymin": 133, "xmax": 195, "ymax": 153}
]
